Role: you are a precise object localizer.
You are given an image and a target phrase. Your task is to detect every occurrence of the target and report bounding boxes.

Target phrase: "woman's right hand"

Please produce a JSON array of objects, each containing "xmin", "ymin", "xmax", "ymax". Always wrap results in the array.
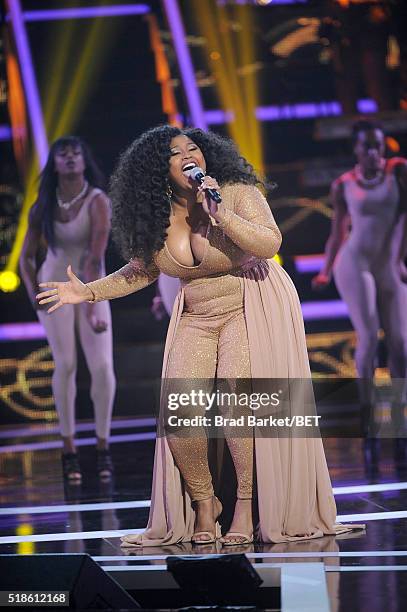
[
  {"xmin": 36, "ymin": 265, "xmax": 93, "ymax": 313},
  {"xmin": 311, "ymin": 272, "xmax": 331, "ymax": 290}
]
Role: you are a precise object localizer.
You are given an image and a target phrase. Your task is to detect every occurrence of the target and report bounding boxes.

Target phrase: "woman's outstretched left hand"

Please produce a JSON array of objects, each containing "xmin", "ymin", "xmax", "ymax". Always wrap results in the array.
[
  {"xmin": 197, "ymin": 175, "xmax": 225, "ymax": 222},
  {"xmin": 36, "ymin": 265, "xmax": 93, "ymax": 313}
]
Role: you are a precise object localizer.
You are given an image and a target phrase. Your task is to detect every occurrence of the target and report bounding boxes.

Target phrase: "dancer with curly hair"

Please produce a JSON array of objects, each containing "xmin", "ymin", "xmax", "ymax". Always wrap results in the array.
[
  {"xmin": 21, "ymin": 136, "xmax": 116, "ymax": 482},
  {"xmin": 37, "ymin": 126, "xmax": 363, "ymax": 545}
]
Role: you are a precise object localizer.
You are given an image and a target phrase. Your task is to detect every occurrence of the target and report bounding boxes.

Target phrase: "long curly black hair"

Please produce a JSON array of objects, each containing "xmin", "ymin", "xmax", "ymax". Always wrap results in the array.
[
  {"xmin": 30, "ymin": 136, "xmax": 105, "ymax": 251},
  {"xmin": 110, "ymin": 125, "xmax": 262, "ymax": 265}
]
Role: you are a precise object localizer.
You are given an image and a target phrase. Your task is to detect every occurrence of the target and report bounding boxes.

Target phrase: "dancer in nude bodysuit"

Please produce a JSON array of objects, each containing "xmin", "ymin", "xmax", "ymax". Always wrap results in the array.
[
  {"xmin": 20, "ymin": 137, "xmax": 116, "ymax": 482},
  {"xmin": 313, "ymin": 120, "xmax": 407, "ymax": 381}
]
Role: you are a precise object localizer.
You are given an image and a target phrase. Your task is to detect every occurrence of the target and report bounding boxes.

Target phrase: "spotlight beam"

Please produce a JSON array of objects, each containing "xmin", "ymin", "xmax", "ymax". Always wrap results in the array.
[
  {"xmin": 7, "ymin": 0, "xmax": 48, "ymax": 167},
  {"xmin": 162, "ymin": 0, "xmax": 207, "ymax": 129}
]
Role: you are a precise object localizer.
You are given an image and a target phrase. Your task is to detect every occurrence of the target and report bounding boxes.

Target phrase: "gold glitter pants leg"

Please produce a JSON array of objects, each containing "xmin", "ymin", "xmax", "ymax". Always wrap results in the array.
[
  {"xmin": 165, "ymin": 315, "xmax": 217, "ymax": 501},
  {"xmin": 217, "ymin": 309, "xmax": 253, "ymax": 500},
  {"xmin": 165, "ymin": 275, "xmax": 253, "ymax": 501}
]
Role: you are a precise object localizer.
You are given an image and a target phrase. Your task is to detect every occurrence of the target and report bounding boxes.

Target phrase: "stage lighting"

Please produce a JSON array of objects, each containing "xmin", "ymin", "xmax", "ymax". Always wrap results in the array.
[
  {"xmin": 386, "ymin": 136, "xmax": 400, "ymax": 153},
  {"xmin": 256, "ymin": 0, "xmax": 273, "ymax": 5},
  {"xmin": 0, "ymin": 270, "xmax": 20, "ymax": 292},
  {"xmin": 273, "ymin": 253, "xmax": 283, "ymax": 266}
]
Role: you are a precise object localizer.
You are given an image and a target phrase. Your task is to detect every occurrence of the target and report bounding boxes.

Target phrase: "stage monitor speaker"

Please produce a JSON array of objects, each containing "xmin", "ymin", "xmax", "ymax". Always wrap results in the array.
[
  {"xmin": 167, "ymin": 553, "xmax": 263, "ymax": 606},
  {"xmin": 0, "ymin": 554, "xmax": 139, "ymax": 610}
]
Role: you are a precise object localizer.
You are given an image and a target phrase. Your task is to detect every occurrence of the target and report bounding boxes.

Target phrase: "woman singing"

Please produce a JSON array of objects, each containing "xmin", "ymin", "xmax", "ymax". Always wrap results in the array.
[
  {"xmin": 37, "ymin": 126, "xmax": 362, "ymax": 545},
  {"xmin": 20, "ymin": 136, "xmax": 116, "ymax": 482}
]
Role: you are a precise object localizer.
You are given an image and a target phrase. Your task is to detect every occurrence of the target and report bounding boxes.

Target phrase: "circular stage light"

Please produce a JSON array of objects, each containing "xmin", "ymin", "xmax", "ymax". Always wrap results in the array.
[{"xmin": 0, "ymin": 270, "xmax": 20, "ymax": 292}]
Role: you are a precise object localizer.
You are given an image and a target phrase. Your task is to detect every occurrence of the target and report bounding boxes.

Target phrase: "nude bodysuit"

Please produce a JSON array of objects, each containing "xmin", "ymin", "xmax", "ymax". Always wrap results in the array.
[
  {"xmin": 37, "ymin": 188, "xmax": 116, "ymax": 439},
  {"xmin": 333, "ymin": 158, "xmax": 407, "ymax": 378},
  {"xmin": 87, "ymin": 183, "xmax": 362, "ymax": 544}
]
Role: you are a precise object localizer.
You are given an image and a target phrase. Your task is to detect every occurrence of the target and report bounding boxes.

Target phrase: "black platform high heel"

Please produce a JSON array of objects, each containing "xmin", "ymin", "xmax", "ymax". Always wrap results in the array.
[
  {"xmin": 97, "ymin": 449, "xmax": 114, "ymax": 479},
  {"xmin": 61, "ymin": 452, "xmax": 82, "ymax": 482}
]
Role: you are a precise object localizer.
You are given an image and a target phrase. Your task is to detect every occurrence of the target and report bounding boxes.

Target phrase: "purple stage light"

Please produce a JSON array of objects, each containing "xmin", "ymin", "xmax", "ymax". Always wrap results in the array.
[
  {"xmin": 217, "ymin": 1, "xmax": 308, "ymax": 5},
  {"xmin": 256, "ymin": 101, "xmax": 343, "ymax": 121},
  {"xmin": 204, "ymin": 109, "xmax": 235, "ymax": 124},
  {"xmin": 162, "ymin": 0, "xmax": 207, "ymax": 129},
  {"xmin": 0, "ymin": 417, "xmax": 156, "ymax": 440},
  {"xmin": 0, "ymin": 322, "xmax": 46, "ymax": 341},
  {"xmin": 256, "ymin": 105, "xmax": 281, "ymax": 121},
  {"xmin": 0, "ymin": 431, "xmax": 156, "ymax": 454},
  {"xmin": 295, "ymin": 255, "xmax": 325, "ymax": 274},
  {"xmin": 357, "ymin": 98, "xmax": 378, "ymax": 114},
  {"xmin": 21, "ymin": 4, "xmax": 151, "ymax": 22},
  {"xmin": 214, "ymin": 99, "xmax": 374, "ymax": 122},
  {"xmin": 301, "ymin": 299, "xmax": 349, "ymax": 321},
  {"xmin": 8, "ymin": 0, "xmax": 48, "ymax": 167},
  {"xmin": 0, "ymin": 125, "xmax": 12, "ymax": 141}
]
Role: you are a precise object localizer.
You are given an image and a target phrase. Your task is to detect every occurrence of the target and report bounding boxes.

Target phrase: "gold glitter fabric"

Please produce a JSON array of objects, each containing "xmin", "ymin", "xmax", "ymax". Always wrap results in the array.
[
  {"xmin": 85, "ymin": 184, "xmax": 281, "ymax": 299},
  {"xmin": 165, "ymin": 274, "xmax": 253, "ymax": 501},
  {"xmin": 87, "ymin": 258, "xmax": 160, "ymax": 302}
]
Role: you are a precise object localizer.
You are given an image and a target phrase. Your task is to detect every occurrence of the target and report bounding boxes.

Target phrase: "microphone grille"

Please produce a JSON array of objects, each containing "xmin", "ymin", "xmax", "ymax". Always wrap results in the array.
[{"xmin": 190, "ymin": 166, "xmax": 205, "ymax": 180}]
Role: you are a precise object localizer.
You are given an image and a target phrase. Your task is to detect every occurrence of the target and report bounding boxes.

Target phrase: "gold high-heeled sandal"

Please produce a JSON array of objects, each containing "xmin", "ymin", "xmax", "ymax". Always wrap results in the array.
[
  {"xmin": 191, "ymin": 496, "xmax": 222, "ymax": 545},
  {"xmin": 220, "ymin": 531, "xmax": 254, "ymax": 546},
  {"xmin": 220, "ymin": 498, "xmax": 253, "ymax": 546}
]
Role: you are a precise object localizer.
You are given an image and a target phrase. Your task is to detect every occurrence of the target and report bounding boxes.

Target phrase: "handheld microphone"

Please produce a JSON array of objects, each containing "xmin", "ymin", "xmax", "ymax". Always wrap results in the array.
[{"xmin": 189, "ymin": 167, "xmax": 222, "ymax": 204}]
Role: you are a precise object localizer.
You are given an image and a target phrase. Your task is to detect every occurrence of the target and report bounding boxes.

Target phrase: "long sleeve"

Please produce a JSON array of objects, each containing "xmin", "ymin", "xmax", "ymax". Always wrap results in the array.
[
  {"xmin": 214, "ymin": 184, "xmax": 282, "ymax": 259},
  {"xmin": 86, "ymin": 258, "xmax": 160, "ymax": 302}
]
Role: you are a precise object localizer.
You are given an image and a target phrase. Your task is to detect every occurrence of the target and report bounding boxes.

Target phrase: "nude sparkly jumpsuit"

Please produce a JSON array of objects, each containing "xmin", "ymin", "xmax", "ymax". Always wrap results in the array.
[{"xmin": 86, "ymin": 183, "xmax": 363, "ymax": 545}]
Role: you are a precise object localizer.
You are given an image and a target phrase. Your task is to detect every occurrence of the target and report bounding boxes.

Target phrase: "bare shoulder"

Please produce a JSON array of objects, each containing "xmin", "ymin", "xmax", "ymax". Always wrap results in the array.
[
  {"xmin": 387, "ymin": 156, "xmax": 407, "ymax": 170},
  {"xmin": 89, "ymin": 190, "xmax": 111, "ymax": 216},
  {"xmin": 387, "ymin": 157, "xmax": 407, "ymax": 183},
  {"xmin": 330, "ymin": 173, "xmax": 349, "ymax": 212},
  {"xmin": 333, "ymin": 170, "xmax": 353, "ymax": 190},
  {"xmin": 90, "ymin": 189, "xmax": 110, "ymax": 207}
]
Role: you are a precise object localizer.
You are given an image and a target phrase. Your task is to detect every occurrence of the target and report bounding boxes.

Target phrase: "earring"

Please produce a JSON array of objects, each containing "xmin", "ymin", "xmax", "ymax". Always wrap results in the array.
[{"xmin": 166, "ymin": 183, "xmax": 174, "ymax": 214}]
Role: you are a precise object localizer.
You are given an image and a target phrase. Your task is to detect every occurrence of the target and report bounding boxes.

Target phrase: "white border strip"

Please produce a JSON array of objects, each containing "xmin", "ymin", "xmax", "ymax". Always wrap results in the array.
[
  {"xmin": 337, "ymin": 510, "xmax": 407, "ymax": 522},
  {"xmin": 101, "ymin": 564, "xmax": 407, "ymax": 573},
  {"xmin": 0, "ymin": 500, "xmax": 150, "ymax": 516},
  {"xmin": 333, "ymin": 482, "xmax": 407, "ymax": 495},
  {"xmin": 94, "ymin": 551, "xmax": 407, "ymax": 562},
  {"xmin": 0, "ymin": 529, "xmax": 142, "ymax": 544},
  {"xmin": 325, "ymin": 565, "xmax": 407, "ymax": 572},
  {"xmin": 2, "ymin": 481, "xmax": 406, "ymax": 516}
]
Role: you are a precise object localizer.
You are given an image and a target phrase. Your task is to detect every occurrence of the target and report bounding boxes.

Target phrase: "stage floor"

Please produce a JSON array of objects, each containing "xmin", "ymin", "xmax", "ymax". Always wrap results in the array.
[{"xmin": 1, "ymin": 418, "xmax": 406, "ymax": 611}]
